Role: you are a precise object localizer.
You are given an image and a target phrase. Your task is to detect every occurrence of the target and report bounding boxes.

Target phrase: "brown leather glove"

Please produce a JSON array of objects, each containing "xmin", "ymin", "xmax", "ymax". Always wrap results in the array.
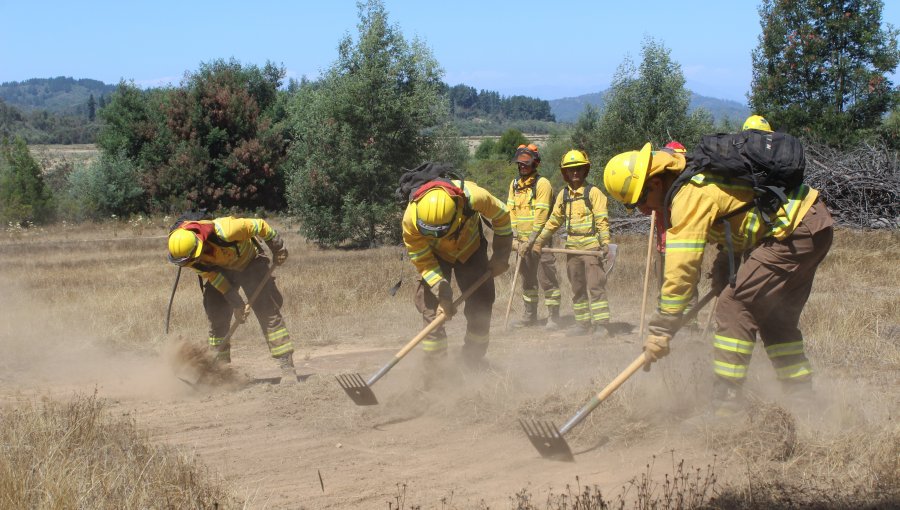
[
  {"xmin": 643, "ymin": 334, "xmax": 670, "ymax": 362},
  {"xmin": 532, "ymin": 241, "xmax": 544, "ymax": 256},
  {"xmin": 236, "ymin": 303, "xmax": 252, "ymax": 324},
  {"xmin": 435, "ymin": 278, "xmax": 455, "ymax": 318},
  {"xmin": 647, "ymin": 310, "xmax": 683, "ymax": 338},
  {"xmin": 489, "ymin": 234, "xmax": 513, "ymax": 277}
]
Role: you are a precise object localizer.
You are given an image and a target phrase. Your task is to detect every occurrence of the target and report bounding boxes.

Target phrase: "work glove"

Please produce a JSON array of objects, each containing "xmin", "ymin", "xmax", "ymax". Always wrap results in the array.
[
  {"xmin": 235, "ymin": 303, "xmax": 252, "ymax": 324},
  {"xmin": 435, "ymin": 278, "xmax": 455, "ymax": 318},
  {"xmin": 599, "ymin": 243, "xmax": 610, "ymax": 266},
  {"xmin": 266, "ymin": 235, "xmax": 289, "ymax": 266},
  {"xmin": 531, "ymin": 242, "xmax": 543, "ymax": 256},
  {"xmin": 489, "ymin": 234, "xmax": 513, "ymax": 277},
  {"xmin": 517, "ymin": 233, "xmax": 538, "ymax": 258},
  {"xmin": 643, "ymin": 334, "xmax": 670, "ymax": 363}
]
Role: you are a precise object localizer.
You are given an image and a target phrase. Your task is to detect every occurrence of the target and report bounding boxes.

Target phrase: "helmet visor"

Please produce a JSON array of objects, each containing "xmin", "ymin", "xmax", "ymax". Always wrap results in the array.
[
  {"xmin": 416, "ymin": 218, "xmax": 453, "ymax": 238},
  {"xmin": 167, "ymin": 252, "xmax": 198, "ymax": 266}
]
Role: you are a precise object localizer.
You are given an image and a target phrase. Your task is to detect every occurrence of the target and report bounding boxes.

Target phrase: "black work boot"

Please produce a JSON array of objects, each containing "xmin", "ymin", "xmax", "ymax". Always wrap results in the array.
[
  {"xmin": 545, "ymin": 306, "xmax": 562, "ymax": 331},
  {"xmin": 276, "ymin": 353, "xmax": 298, "ymax": 386},
  {"xmin": 511, "ymin": 301, "xmax": 539, "ymax": 328}
]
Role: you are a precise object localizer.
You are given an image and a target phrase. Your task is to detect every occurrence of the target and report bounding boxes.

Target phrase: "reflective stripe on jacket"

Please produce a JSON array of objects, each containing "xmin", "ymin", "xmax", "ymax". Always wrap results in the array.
[
  {"xmin": 507, "ymin": 175, "xmax": 553, "ymax": 241},
  {"xmin": 185, "ymin": 217, "xmax": 278, "ymax": 295},
  {"xmin": 536, "ymin": 184, "xmax": 609, "ymax": 250},
  {"xmin": 403, "ymin": 180, "xmax": 512, "ymax": 287}
]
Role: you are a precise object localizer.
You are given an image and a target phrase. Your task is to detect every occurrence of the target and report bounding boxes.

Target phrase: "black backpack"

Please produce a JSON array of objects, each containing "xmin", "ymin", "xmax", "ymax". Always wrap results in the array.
[
  {"xmin": 665, "ymin": 130, "xmax": 806, "ymax": 226},
  {"xmin": 561, "ymin": 183, "xmax": 596, "ymax": 236},
  {"xmin": 664, "ymin": 130, "xmax": 806, "ymax": 287}
]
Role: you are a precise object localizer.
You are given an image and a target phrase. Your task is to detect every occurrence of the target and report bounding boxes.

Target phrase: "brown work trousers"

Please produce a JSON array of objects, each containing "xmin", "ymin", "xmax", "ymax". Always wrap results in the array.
[
  {"xmin": 204, "ymin": 255, "xmax": 293, "ymax": 360},
  {"xmin": 713, "ymin": 200, "xmax": 833, "ymax": 387},
  {"xmin": 566, "ymin": 249, "xmax": 609, "ymax": 325},
  {"xmin": 519, "ymin": 236, "xmax": 561, "ymax": 309},
  {"xmin": 415, "ymin": 238, "xmax": 495, "ymax": 361}
]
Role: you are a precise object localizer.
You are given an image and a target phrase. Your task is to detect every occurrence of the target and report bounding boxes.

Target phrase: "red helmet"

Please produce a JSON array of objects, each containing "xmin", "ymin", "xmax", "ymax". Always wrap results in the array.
[{"xmin": 664, "ymin": 141, "xmax": 686, "ymax": 153}]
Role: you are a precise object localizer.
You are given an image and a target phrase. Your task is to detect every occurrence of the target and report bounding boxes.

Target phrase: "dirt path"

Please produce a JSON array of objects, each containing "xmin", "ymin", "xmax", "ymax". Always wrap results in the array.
[{"xmin": 1, "ymin": 315, "xmax": 740, "ymax": 509}]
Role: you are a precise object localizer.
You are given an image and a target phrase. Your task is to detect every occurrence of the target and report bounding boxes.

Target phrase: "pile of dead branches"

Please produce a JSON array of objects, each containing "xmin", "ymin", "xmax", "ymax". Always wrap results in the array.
[{"xmin": 804, "ymin": 141, "xmax": 900, "ymax": 229}]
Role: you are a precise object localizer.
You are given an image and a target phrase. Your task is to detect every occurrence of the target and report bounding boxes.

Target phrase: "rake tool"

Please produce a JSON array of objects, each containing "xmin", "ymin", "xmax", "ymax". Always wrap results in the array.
[
  {"xmin": 520, "ymin": 288, "xmax": 718, "ymax": 462},
  {"xmin": 337, "ymin": 270, "xmax": 493, "ymax": 406}
]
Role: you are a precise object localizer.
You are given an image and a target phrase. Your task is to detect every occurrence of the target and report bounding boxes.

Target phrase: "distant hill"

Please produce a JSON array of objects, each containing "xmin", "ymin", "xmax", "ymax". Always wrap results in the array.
[
  {"xmin": 549, "ymin": 90, "xmax": 750, "ymax": 124},
  {"xmin": 0, "ymin": 77, "xmax": 117, "ymax": 116}
]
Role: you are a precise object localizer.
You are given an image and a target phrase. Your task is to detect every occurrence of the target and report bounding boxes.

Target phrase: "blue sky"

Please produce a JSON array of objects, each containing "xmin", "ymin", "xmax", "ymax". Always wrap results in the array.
[{"xmin": 2, "ymin": 1, "xmax": 898, "ymax": 104}]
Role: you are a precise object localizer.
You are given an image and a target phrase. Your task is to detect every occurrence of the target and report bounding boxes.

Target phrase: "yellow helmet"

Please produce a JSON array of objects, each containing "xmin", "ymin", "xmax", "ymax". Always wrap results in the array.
[
  {"xmin": 560, "ymin": 149, "xmax": 591, "ymax": 170},
  {"xmin": 414, "ymin": 187, "xmax": 458, "ymax": 238},
  {"xmin": 603, "ymin": 142, "xmax": 653, "ymax": 206},
  {"xmin": 167, "ymin": 229, "xmax": 202, "ymax": 265},
  {"xmin": 742, "ymin": 114, "xmax": 772, "ymax": 132}
]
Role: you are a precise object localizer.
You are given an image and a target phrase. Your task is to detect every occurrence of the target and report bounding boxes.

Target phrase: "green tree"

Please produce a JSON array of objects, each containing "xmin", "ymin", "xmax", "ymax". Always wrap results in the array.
[
  {"xmin": 474, "ymin": 138, "xmax": 498, "ymax": 160},
  {"xmin": 0, "ymin": 136, "xmax": 53, "ymax": 224},
  {"xmin": 64, "ymin": 151, "xmax": 145, "ymax": 220},
  {"xmin": 750, "ymin": 0, "xmax": 899, "ymax": 146},
  {"xmin": 87, "ymin": 94, "xmax": 96, "ymax": 122},
  {"xmin": 495, "ymin": 128, "xmax": 528, "ymax": 158},
  {"xmin": 285, "ymin": 0, "xmax": 449, "ymax": 247},
  {"xmin": 593, "ymin": 38, "xmax": 713, "ymax": 166}
]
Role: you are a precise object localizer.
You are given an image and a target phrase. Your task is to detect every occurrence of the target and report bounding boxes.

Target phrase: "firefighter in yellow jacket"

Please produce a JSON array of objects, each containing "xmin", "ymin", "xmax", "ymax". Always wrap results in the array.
[
  {"xmin": 402, "ymin": 176, "xmax": 513, "ymax": 368},
  {"xmin": 603, "ymin": 122, "xmax": 833, "ymax": 415},
  {"xmin": 531, "ymin": 150, "xmax": 613, "ymax": 339},
  {"xmin": 507, "ymin": 144, "xmax": 562, "ymax": 329},
  {"xmin": 167, "ymin": 216, "xmax": 297, "ymax": 384}
]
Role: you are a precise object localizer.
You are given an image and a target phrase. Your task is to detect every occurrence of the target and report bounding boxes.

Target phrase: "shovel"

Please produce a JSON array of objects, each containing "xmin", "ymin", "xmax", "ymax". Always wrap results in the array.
[
  {"xmin": 520, "ymin": 288, "xmax": 717, "ymax": 462},
  {"xmin": 337, "ymin": 270, "xmax": 493, "ymax": 406}
]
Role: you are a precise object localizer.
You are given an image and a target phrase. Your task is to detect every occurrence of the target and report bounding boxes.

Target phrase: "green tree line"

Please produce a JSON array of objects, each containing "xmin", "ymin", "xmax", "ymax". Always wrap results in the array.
[{"xmin": 2, "ymin": 0, "xmax": 897, "ymax": 244}]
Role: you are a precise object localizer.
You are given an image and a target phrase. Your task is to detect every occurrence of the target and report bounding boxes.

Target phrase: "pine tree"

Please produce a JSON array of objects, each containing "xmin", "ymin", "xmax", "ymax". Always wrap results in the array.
[
  {"xmin": 750, "ymin": 0, "xmax": 899, "ymax": 147},
  {"xmin": 87, "ymin": 94, "xmax": 96, "ymax": 122},
  {"xmin": 0, "ymin": 137, "xmax": 53, "ymax": 224}
]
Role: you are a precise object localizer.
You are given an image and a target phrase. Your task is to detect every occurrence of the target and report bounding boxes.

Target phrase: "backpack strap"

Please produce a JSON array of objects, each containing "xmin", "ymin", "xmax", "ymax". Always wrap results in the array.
[{"xmin": 561, "ymin": 184, "xmax": 597, "ymax": 236}]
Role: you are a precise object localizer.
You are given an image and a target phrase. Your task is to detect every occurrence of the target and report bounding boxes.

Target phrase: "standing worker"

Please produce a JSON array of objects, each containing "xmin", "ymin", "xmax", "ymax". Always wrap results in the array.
[
  {"xmin": 167, "ymin": 216, "xmax": 297, "ymax": 384},
  {"xmin": 531, "ymin": 150, "xmax": 613, "ymax": 339},
  {"xmin": 507, "ymin": 144, "xmax": 562, "ymax": 329},
  {"xmin": 603, "ymin": 118, "xmax": 833, "ymax": 416},
  {"xmin": 402, "ymin": 170, "xmax": 513, "ymax": 372}
]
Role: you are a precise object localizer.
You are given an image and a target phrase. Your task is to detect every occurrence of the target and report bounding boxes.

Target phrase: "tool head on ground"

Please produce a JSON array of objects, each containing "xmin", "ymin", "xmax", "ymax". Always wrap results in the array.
[
  {"xmin": 519, "ymin": 419, "xmax": 574, "ymax": 462},
  {"xmin": 167, "ymin": 228, "xmax": 202, "ymax": 266},
  {"xmin": 336, "ymin": 373, "xmax": 379, "ymax": 405},
  {"xmin": 603, "ymin": 142, "xmax": 653, "ymax": 207},
  {"xmin": 742, "ymin": 114, "xmax": 773, "ymax": 132},
  {"xmin": 412, "ymin": 184, "xmax": 463, "ymax": 238}
]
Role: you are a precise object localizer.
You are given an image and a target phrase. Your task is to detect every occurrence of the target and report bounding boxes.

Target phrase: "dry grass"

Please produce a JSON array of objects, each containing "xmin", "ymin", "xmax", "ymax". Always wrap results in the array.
[
  {"xmin": 0, "ymin": 218, "xmax": 897, "ymax": 507},
  {"xmin": 0, "ymin": 391, "xmax": 237, "ymax": 509}
]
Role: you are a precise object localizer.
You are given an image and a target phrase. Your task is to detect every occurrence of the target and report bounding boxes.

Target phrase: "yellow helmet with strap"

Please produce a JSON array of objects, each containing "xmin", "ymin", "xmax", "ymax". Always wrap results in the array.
[
  {"xmin": 414, "ymin": 187, "xmax": 459, "ymax": 238},
  {"xmin": 742, "ymin": 114, "xmax": 772, "ymax": 132},
  {"xmin": 167, "ymin": 229, "xmax": 202, "ymax": 265}
]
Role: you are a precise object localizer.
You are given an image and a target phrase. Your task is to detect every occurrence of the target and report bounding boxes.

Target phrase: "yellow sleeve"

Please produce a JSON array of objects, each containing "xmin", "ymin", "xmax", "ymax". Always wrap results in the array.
[
  {"xmin": 590, "ymin": 186, "xmax": 609, "ymax": 245},
  {"xmin": 507, "ymin": 178, "xmax": 518, "ymax": 232},
  {"xmin": 214, "ymin": 217, "xmax": 278, "ymax": 242},
  {"xmin": 532, "ymin": 177, "xmax": 554, "ymax": 232},
  {"xmin": 402, "ymin": 203, "xmax": 444, "ymax": 286},
  {"xmin": 192, "ymin": 268, "xmax": 232, "ymax": 295},
  {"xmin": 536, "ymin": 189, "xmax": 565, "ymax": 245},
  {"xmin": 467, "ymin": 181, "xmax": 512, "ymax": 237},
  {"xmin": 659, "ymin": 185, "xmax": 717, "ymax": 315}
]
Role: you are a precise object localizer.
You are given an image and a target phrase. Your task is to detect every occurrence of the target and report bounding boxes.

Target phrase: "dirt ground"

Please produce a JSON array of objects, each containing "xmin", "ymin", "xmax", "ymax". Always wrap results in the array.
[{"xmin": 0, "ymin": 227, "xmax": 897, "ymax": 509}]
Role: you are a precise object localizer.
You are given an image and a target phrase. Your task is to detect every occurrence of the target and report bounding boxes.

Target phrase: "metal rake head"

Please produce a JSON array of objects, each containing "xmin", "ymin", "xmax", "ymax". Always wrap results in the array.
[
  {"xmin": 336, "ymin": 373, "xmax": 379, "ymax": 406},
  {"xmin": 519, "ymin": 419, "xmax": 574, "ymax": 462}
]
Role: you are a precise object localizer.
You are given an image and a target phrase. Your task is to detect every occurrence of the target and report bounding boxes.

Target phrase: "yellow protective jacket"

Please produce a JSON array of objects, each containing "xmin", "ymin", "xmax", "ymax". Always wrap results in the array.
[
  {"xmin": 403, "ymin": 180, "xmax": 512, "ymax": 287},
  {"xmin": 507, "ymin": 174, "xmax": 554, "ymax": 241},
  {"xmin": 656, "ymin": 151, "xmax": 819, "ymax": 315},
  {"xmin": 536, "ymin": 183, "xmax": 610, "ymax": 250},
  {"xmin": 182, "ymin": 217, "xmax": 278, "ymax": 296}
]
